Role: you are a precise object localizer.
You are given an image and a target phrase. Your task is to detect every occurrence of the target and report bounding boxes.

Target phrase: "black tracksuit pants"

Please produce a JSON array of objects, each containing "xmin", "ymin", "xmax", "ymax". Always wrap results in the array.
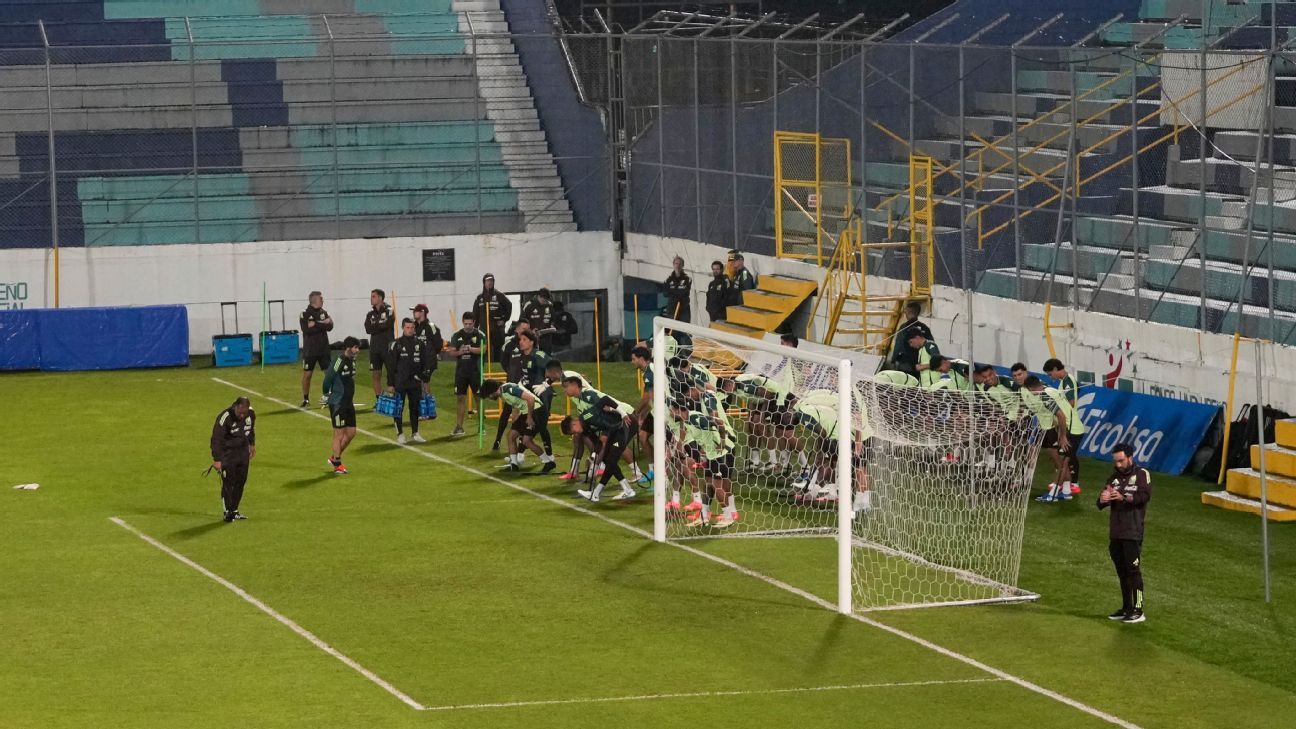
[
  {"xmin": 220, "ymin": 460, "xmax": 249, "ymax": 514},
  {"xmin": 394, "ymin": 386, "xmax": 421, "ymax": 434},
  {"xmin": 1109, "ymin": 538, "xmax": 1144, "ymax": 613}
]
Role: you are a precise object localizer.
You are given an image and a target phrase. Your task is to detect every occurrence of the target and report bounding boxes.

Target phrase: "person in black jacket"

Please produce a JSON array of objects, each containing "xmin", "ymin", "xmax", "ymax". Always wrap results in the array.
[
  {"xmin": 364, "ymin": 289, "xmax": 395, "ymax": 399},
  {"xmin": 663, "ymin": 256, "xmax": 692, "ymax": 323},
  {"xmin": 551, "ymin": 301, "xmax": 578, "ymax": 350},
  {"xmin": 299, "ymin": 291, "xmax": 334, "ymax": 408},
  {"xmin": 472, "ymin": 273, "xmax": 512, "ymax": 364},
  {"xmin": 386, "ymin": 318, "xmax": 432, "ymax": 445},
  {"xmin": 705, "ymin": 260, "xmax": 729, "ymax": 323},
  {"xmin": 1098, "ymin": 443, "xmax": 1153, "ymax": 624},
  {"xmin": 888, "ymin": 302, "xmax": 934, "ymax": 377},
  {"xmin": 210, "ymin": 396, "xmax": 256, "ymax": 522},
  {"xmin": 410, "ymin": 303, "xmax": 444, "ymax": 394},
  {"xmin": 726, "ymin": 253, "xmax": 757, "ymax": 308},
  {"xmin": 521, "ymin": 288, "xmax": 557, "ymax": 352}
]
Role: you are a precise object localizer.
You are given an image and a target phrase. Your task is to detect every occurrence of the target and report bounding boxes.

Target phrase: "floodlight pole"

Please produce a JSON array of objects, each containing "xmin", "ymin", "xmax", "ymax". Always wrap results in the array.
[{"xmin": 1254, "ymin": 338, "xmax": 1271, "ymax": 603}]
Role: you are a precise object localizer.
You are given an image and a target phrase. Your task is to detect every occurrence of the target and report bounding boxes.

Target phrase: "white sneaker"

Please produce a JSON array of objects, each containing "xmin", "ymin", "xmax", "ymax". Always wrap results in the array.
[
  {"xmin": 612, "ymin": 488, "xmax": 636, "ymax": 501},
  {"xmin": 713, "ymin": 515, "xmax": 735, "ymax": 528},
  {"xmin": 396, "ymin": 433, "xmax": 408, "ymax": 445},
  {"xmin": 411, "ymin": 433, "xmax": 427, "ymax": 444},
  {"xmin": 577, "ymin": 489, "xmax": 599, "ymax": 503}
]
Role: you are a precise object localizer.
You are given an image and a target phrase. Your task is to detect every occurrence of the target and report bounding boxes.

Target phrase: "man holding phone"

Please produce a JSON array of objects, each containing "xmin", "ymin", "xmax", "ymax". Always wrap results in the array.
[{"xmin": 1098, "ymin": 443, "xmax": 1152, "ymax": 624}]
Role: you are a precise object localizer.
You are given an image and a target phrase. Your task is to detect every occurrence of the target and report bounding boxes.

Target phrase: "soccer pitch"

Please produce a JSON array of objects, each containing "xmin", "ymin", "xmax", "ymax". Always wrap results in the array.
[{"xmin": 2, "ymin": 362, "xmax": 1293, "ymax": 728}]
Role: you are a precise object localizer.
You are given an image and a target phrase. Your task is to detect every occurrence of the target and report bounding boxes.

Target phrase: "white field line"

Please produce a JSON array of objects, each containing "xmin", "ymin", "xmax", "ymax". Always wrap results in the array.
[
  {"xmin": 212, "ymin": 377, "xmax": 1143, "ymax": 729},
  {"xmin": 420, "ymin": 678, "xmax": 1005, "ymax": 712},
  {"xmin": 108, "ymin": 516, "xmax": 426, "ymax": 711}
]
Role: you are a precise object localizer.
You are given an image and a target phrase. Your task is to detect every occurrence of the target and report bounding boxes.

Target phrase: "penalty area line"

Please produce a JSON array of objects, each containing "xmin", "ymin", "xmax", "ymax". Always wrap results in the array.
[
  {"xmin": 108, "ymin": 516, "xmax": 426, "ymax": 711},
  {"xmin": 211, "ymin": 377, "xmax": 1142, "ymax": 728},
  {"xmin": 419, "ymin": 677, "xmax": 1006, "ymax": 712}
]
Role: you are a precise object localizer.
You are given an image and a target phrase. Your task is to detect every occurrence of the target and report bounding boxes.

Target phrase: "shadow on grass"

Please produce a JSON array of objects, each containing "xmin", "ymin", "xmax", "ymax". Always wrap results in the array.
[
  {"xmin": 170, "ymin": 520, "xmax": 227, "ymax": 540},
  {"xmin": 283, "ymin": 473, "xmax": 334, "ymax": 489}
]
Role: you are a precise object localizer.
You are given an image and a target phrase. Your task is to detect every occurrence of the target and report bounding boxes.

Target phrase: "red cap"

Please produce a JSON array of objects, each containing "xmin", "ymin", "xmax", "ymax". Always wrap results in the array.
[{"xmin": 411, "ymin": 304, "xmax": 429, "ymax": 313}]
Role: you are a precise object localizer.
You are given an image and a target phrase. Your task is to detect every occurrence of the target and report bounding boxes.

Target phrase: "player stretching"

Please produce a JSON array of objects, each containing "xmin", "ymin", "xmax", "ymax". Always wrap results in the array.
[
  {"xmin": 323, "ymin": 337, "xmax": 361, "ymax": 475},
  {"xmin": 670, "ymin": 398, "xmax": 738, "ymax": 527},
  {"xmin": 546, "ymin": 361, "xmax": 594, "ymax": 480},
  {"xmin": 563, "ymin": 378, "xmax": 645, "ymax": 484},
  {"xmin": 480, "ymin": 379, "xmax": 557, "ymax": 472},
  {"xmin": 1023, "ymin": 375, "xmax": 1081, "ymax": 502},
  {"xmin": 559, "ymin": 378, "xmax": 636, "ymax": 502}
]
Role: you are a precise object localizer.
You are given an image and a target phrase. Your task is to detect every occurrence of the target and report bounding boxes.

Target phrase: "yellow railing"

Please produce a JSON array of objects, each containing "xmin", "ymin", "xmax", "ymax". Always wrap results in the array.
[{"xmin": 774, "ymin": 130, "xmax": 853, "ymax": 266}]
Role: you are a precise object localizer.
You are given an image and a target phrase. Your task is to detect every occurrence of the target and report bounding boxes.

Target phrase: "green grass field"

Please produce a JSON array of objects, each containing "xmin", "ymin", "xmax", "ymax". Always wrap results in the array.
[{"xmin": 2, "ymin": 360, "xmax": 1294, "ymax": 728}]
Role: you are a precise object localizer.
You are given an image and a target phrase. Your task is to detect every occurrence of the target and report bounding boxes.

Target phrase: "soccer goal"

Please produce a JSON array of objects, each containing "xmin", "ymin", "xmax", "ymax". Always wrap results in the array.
[{"xmin": 651, "ymin": 318, "xmax": 1045, "ymax": 613}]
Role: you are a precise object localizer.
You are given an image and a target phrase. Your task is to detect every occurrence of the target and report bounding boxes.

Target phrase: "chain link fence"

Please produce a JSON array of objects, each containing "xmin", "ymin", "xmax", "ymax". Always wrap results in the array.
[{"xmin": 574, "ymin": 30, "xmax": 1296, "ymax": 345}]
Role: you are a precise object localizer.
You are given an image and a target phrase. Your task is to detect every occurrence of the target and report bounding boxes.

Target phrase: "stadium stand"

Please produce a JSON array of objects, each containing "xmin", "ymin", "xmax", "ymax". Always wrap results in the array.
[{"xmin": 0, "ymin": 0, "xmax": 577, "ymax": 249}]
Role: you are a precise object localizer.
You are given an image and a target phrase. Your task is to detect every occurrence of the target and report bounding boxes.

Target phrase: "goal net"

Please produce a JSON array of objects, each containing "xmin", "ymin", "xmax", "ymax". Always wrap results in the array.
[{"xmin": 651, "ymin": 319, "xmax": 1045, "ymax": 612}]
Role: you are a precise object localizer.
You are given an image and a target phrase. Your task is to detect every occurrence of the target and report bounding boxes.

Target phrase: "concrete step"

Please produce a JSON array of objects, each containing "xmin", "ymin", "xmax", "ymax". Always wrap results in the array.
[
  {"xmin": 1202, "ymin": 489, "xmax": 1296, "ymax": 522},
  {"xmin": 709, "ymin": 320, "xmax": 766, "ymax": 339}
]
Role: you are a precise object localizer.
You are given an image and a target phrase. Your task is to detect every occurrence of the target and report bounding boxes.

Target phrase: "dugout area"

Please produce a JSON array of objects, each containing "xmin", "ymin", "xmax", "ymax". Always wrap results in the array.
[{"xmin": 1, "ymin": 362, "xmax": 1293, "ymax": 729}]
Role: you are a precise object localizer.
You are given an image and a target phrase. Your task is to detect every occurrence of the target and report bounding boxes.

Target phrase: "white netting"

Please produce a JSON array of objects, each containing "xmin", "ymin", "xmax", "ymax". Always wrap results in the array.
[{"xmin": 657, "ymin": 327, "xmax": 1046, "ymax": 611}]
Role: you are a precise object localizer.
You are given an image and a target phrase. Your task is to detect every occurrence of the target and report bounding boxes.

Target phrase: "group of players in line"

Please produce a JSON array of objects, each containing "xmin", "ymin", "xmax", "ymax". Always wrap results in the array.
[{"xmin": 304, "ymin": 295, "xmax": 1086, "ymax": 529}]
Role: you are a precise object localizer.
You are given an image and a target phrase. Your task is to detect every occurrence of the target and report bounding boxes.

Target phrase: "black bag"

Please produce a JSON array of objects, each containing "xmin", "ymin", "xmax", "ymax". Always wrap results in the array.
[{"xmin": 1221, "ymin": 404, "xmax": 1292, "ymax": 472}]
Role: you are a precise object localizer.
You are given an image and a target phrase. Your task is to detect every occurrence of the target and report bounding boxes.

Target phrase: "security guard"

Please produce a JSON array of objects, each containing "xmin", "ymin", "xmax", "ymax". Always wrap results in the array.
[{"xmin": 210, "ymin": 396, "xmax": 256, "ymax": 522}]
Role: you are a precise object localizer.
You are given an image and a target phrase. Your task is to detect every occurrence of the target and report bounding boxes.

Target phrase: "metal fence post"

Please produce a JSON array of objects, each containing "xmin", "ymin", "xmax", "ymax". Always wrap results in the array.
[
  {"xmin": 1198, "ymin": 4, "xmax": 1210, "ymax": 332},
  {"xmin": 1010, "ymin": 44, "xmax": 1022, "ymax": 299},
  {"xmin": 958, "ymin": 41, "xmax": 972, "ymax": 363},
  {"xmin": 322, "ymin": 15, "xmax": 340, "ymax": 239},
  {"xmin": 1254, "ymin": 338, "xmax": 1271, "ymax": 603},
  {"xmin": 693, "ymin": 37, "xmax": 702, "ymax": 244},
  {"xmin": 657, "ymin": 37, "xmax": 666, "ymax": 236},
  {"xmin": 1131, "ymin": 48, "xmax": 1142, "ymax": 320},
  {"xmin": 467, "ymin": 14, "xmax": 482, "ymax": 235},
  {"xmin": 859, "ymin": 42, "xmax": 869, "ymax": 221},
  {"xmin": 39, "ymin": 21, "xmax": 59, "ymax": 273},
  {"xmin": 730, "ymin": 37, "xmax": 739, "ymax": 249},
  {"xmin": 1069, "ymin": 47, "xmax": 1081, "ymax": 310},
  {"xmin": 186, "ymin": 17, "xmax": 199, "ymax": 244},
  {"xmin": 1267, "ymin": 50, "xmax": 1279, "ymax": 341}
]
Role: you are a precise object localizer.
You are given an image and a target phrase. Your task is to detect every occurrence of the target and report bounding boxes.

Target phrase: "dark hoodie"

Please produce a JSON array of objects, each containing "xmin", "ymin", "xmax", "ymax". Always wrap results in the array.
[
  {"xmin": 210, "ymin": 398, "xmax": 256, "ymax": 463},
  {"xmin": 472, "ymin": 274, "xmax": 512, "ymax": 327}
]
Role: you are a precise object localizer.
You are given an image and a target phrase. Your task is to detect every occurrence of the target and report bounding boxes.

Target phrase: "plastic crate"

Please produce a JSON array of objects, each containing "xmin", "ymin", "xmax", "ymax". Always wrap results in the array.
[
  {"xmin": 259, "ymin": 331, "xmax": 300, "ymax": 365},
  {"xmin": 420, "ymin": 394, "xmax": 438, "ymax": 420},
  {"xmin": 213, "ymin": 334, "xmax": 253, "ymax": 367}
]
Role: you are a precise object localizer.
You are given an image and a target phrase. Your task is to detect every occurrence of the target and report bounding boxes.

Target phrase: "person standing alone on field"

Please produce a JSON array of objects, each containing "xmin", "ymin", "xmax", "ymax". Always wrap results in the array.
[
  {"xmin": 1098, "ymin": 443, "xmax": 1151, "ymax": 624},
  {"xmin": 324, "ymin": 336, "xmax": 361, "ymax": 475},
  {"xmin": 210, "ymin": 396, "xmax": 256, "ymax": 522},
  {"xmin": 299, "ymin": 291, "xmax": 334, "ymax": 408},
  {"xmin": 663, "ymin": 255, "xmax": 692, "ymax": 323},
  {"xmin": 364, "ymin": 289, "xmax": 395, "ymax": 400}
]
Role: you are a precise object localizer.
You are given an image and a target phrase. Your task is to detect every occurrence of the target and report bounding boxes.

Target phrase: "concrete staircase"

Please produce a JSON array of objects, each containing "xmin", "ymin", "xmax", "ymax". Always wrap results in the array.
[
  {"xmin": 1204, "ymin": 418, "xmax": 1296, "ymax": 522},
  {"xmin": 711, "ymin": 273, "xmax": 818, "ymax": 339},
  {"xmin": 454, "ymin": 0, "xmax": 575, "ymax": 233}
]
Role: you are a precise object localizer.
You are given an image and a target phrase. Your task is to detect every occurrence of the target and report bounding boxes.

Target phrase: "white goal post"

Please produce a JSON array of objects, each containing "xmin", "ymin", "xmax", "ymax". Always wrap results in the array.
[{"xmin": 650, "ymin": 318, "xmax": 1043, "ymax": 614}]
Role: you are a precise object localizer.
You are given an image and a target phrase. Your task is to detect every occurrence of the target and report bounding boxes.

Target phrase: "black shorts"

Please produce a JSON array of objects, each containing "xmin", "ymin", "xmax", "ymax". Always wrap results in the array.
[
  {"xmin": 455, "ymin": 368, "xmax": 481, "ymax": 396},
  {"xmin": 706, "ymin": 452, "xmax": 735, "ymax": 480},
  {"xmin": 1041, "ymin": 428, "xmax": 1076, "ymax": 453},
  {"xmin": 511, "ymin": 410, "xmax": 547, "ymax": 437},
  {"xmin": 639, "ymin": 413, "xmax": 654, "ymax": 434},
  {"xmin": 302, "ymin": 352, "xmax": 330, "ymax": 371},
  {"xmin": 369, "ymin": 348, "xmax": 387, "ymax": 370},
  {"xmin": 330, "ymin": 403, "xmax": 356, "ymax": 429}
]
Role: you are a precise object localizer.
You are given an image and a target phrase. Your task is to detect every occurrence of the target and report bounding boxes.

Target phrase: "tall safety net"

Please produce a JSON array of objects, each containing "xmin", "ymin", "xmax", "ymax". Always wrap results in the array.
[{"xmin": 652, "ymin": 320, "xmax": 1046, "ymax": 611}]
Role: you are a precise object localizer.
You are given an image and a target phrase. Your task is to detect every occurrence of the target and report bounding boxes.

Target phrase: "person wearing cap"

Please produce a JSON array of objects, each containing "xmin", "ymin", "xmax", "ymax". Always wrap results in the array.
[
  {"xmin": 472, "ymin": 273, "xmax": 512, "ymax": 363},
  {"xmin": 522, "ymin": 288, "xmax": 557, "ymax": 353},
  {"xmin": 662, "ymin": 255, "xmax": 692, "ymax": 323},
  {"xmin": 410, "ymin": 303, "xmax": 444, "ymax": 394},
  {"xmin": 726, "ymin": 252, "xmax": 757, "ymax": 309}
]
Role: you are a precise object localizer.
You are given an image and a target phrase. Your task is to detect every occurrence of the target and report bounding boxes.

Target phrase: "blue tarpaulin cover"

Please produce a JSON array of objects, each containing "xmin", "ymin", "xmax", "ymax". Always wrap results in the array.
[{"xmin": 0, "ymin": 305, "xmax": 188, "ymax": 371}]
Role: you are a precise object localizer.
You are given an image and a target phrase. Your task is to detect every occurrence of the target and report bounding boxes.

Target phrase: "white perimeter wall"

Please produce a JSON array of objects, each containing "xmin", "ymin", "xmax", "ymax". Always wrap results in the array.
[
  {"xmin": 625, "ymin": 233, "xmax": 1294, "ymax": 412},
  {"xmin": 2, "ymin": 232, "xmax": 621, "ymax": 354}
]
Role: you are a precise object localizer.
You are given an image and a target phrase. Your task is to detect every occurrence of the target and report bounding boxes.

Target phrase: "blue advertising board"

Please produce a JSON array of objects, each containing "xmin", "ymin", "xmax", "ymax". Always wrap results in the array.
[{"xmin": 1073, "ymin": 387, "xmax": 1218, "ymax": 475}]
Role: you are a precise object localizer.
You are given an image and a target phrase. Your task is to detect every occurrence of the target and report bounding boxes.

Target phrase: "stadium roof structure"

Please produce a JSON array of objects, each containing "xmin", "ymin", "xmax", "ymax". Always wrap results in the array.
[{"xmin": 561, "ymin": 8, "xmax": 912, "ymax": 42}]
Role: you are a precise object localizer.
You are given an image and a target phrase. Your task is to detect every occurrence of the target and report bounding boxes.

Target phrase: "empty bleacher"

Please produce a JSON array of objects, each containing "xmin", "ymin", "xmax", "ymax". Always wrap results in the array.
[{"xmin": 0, "ymin": 0, "xmax": 576, "ymax": 249}]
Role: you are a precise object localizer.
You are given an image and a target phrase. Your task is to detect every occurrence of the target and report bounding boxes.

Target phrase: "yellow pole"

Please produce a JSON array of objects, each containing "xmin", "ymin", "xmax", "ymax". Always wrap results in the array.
[
  {"xmin": 594, "ymin": 295, "xmax": 603, "ymax": 391},
  {"xmin": 1043, "ymin": 303, "xmax": 1057, "ymax": 359},
  {"xmin": 1218, "ymin": 332, "xmax": 1244, "ymax": 485},
  {"xmin": 53, "ymin": 246, "xmax": 60, "ymax": 308}
]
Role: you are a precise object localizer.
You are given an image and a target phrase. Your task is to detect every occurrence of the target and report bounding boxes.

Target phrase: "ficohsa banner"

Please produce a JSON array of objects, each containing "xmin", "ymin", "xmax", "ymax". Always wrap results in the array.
[{"xmin": 1075, "ymin": 387, "xmax": 1218, "ymax": 475}]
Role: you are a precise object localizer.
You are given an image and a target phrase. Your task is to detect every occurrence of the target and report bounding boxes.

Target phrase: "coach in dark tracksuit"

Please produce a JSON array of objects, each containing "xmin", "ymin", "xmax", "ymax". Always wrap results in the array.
[
  {"xmin": 1098, "ymin": 443, "xmax": 1152, "ymax": 624},
  {"xmin": 299, "ymin": 291, "xmax": 333, "ymax": 407},
  {"xmin": 386, "ymin": 318, "xmax": 432, "ymax": 443},
  {"xmin": 210, "ymin": 396, "xmax": 256, "ymax": 522}
]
